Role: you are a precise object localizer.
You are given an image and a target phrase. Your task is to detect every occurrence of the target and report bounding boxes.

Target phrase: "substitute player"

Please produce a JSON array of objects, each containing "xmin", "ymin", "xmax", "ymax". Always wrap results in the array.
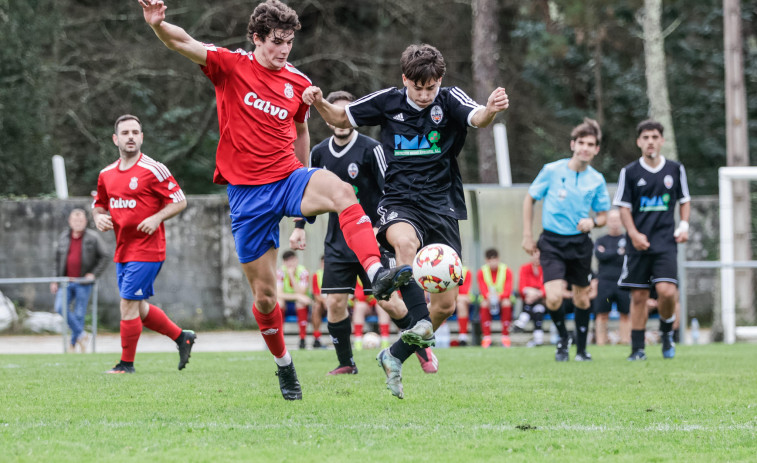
[
  {"xmin": 93, "ymin": 115, "xmax": 195, "ymax": 374},
  {"xmin": 139, "ymin": 0, "xmax": 411, "ymax": 400},
  {"xmin": 614, "ymin": 120, "xmax": 690, "ymax": 360},
  {"xmin": 304, "ymin": 44, "xmax": 509, "ymax": 398},
  {"xmin": 522, "ymin": 118, "xmax": 611, "ymax": 362},
  {"xmin": 289, "ymin": 90, "xmax": 438, "ymax": 375}
]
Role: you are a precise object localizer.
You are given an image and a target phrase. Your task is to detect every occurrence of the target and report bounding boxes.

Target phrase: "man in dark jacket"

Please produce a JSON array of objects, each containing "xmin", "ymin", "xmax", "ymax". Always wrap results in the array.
[{"xmin": 50, "ymin": 208, "xmax": 109, "ymax": 352}]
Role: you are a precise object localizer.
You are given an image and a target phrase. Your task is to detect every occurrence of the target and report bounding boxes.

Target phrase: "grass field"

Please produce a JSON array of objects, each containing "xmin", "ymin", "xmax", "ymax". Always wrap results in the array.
[{"xmin": 2, "ymin": 343, "xmax": 756, "ymax": 462}]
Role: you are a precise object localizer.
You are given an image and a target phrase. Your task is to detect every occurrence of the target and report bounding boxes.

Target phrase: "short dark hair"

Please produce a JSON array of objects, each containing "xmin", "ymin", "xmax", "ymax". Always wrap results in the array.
[
  {"xmin": 325, "ymin": 90, "xmax": 355, "ymax": 104},
  {"xmin": 282, "ymin": 250, "xmax": 297, "ymax": 261},
  {"xmin": 570, "ymin": 118, "xmax": 601, "ymax": 144},
  {"xmin": 484, "ymin": 248, "xmax": 499, "ymax": 260},
  {"xmin": 636, "ymin": 119, "xmax": 664, "ymax": 137},
  {"xmin": 247, "ymin": 0, "xmax": 301, "ymax": 44},
  {"xmin": 400, "ymin": 44, "xmax": 446, "ymax": 85},
  {"xmin": 114, "ymin": 114, "xmax": 141, "ymax": 134}
]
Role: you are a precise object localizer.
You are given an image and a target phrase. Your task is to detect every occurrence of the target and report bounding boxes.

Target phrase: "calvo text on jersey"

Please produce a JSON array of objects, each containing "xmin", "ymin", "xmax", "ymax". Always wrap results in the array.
[
  {"xmin": 243, "ymin": 92, "xmax": 289, "ymax": 120},
  {"xmin": 110, "ymin": 197, "xmax": 137, "ymax": 209}
]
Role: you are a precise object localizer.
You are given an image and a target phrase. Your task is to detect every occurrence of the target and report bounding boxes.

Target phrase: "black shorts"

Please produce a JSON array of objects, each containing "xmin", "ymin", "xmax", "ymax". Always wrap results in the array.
[
  {"xmin": 594, "ymin": 279, "xmax": 630, "ymax": 314},
  {"xmin": 376, "ymin": 204, "xmax": 462, "ymax": 258},
  {"xmin": 538, "ymin": 230, "xmax": 593, "ymax": 287},
  {"xmin": 618, "ymin": 249, "xmax": 678, "ymax": 289},
  {"xmin": 322, "ymin": 252, "xmax": 396, "ymax": 295}
]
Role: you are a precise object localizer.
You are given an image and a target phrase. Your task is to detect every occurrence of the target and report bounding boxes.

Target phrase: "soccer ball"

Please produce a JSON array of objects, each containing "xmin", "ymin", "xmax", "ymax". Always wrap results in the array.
[
  {"xmin": 412, "ymin": 243, "xmax": 463, "ymax": 293},
  {"xmin": 362, "ymin": 331, "xmax": 381, "ymax": 349}
]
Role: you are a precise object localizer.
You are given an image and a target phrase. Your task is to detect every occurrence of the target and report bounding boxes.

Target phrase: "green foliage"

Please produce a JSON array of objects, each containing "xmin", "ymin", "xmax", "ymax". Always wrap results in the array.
[{"xmin": 1, "ymin": 345, "xmax": 756, "ymax": 461}]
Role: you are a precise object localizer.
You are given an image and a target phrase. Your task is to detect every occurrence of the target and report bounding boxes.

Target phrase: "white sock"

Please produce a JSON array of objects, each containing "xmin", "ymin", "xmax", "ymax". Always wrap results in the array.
[
  {"xmin": 274, "ymin": 351, "xmax": 292, "ymax": 367},
  {"xmin": 366, "ymin": 263, "xmax": 382, "ymax": 282},
  {"xmin": 534, "ymin": 330, "xmax": 544, "ymax": 344}
]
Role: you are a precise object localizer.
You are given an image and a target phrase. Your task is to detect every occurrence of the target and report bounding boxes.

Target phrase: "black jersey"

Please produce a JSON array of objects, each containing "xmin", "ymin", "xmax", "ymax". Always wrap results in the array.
[
  {"xmin": 345, "ymin": 86, "xmax": 483, "ymax": 220},
  {"xmin": 613, "ymin": 157, "xmax": 690, "ymax": 253},
  {"xmin": 310, "ymin": 133, "xmax": 386, "ymax": 263},
  {"xmin": 594, "ymin": 233, "xmax": 626, "ymax": 281}
]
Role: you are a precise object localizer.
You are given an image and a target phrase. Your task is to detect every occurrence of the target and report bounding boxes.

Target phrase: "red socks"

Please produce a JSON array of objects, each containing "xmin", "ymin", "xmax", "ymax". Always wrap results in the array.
[
  {"xmin": 480, "ymin": 308, "xmax": 492, "ymax": 337},
  {"xmin": 120, "ymin": 318, "xmax": 142, "ymax": 362},
  {"xmin": 353, "ymin": 323, "xmax": 364, "ymax": 338},
  {"xmin": 501, "ymin": 305, "xmax": 512, "ymax": 336},
  {"xmin": 338, "ymin": 204, "xmax": 381, "ymax": 270},
  {"xmin": 296, "ymin": 307, "xmax": 308, "ymax": 340},
  {"xmin": 458, "ymin": 317, "xmax": 469, "ymax": 337},
  {"xmin": 253, "ymin": 304, "xmax": 287, "ymax": 358},
  {"xmin": 379, "ymin": 323, "xmax": 390, "ymax": 338},
  {"xmin": 142, "ymin": 304, "xmax": 182, "ymax": 340}
]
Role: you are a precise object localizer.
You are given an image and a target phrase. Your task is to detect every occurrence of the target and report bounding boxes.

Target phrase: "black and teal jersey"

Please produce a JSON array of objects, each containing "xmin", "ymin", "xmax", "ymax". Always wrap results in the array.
[
  {"xmin": 613, "ymin": 157, "xmax": 691, "ymax": 253},
  {"xmin": 310, "ymin": 132, "xmax": 385, "ymax": 263},
  {"xmin": 345, "ymin": 86, "xmax": 484, "ymax": 220}
]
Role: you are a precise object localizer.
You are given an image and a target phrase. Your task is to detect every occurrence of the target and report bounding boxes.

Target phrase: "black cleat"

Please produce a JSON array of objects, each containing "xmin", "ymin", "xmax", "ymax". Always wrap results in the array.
[
  {"xmin": 276, "ymin": 362, "xmax": 303, "ymax": 400},
  {"xmin": 555, "ymin": 337, "xmax": 571, "ymax": 362},
  {"xmin": 177, "ymin": 330, "xmax": 196, "ymax": 370},
  {"xmin": 298, "ymin": 338, "xmax": 306, "ymax": 350},
  {"xmin": 627, "ymin": 349, "xmax": 647, "ymax": 361},
  {"xmin": 312, "ymin": 338, "xmax": 323, "ymax": 349},
  {"xmin": 372, "ymin": 265, "xmax": 413, "ymax": 301},
  {"xmin": 106, "ymin": 362, "xmax": 135, "ymax": 374}
]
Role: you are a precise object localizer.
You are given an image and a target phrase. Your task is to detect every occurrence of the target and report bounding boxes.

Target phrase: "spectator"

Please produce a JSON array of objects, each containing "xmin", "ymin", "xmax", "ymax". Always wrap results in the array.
[
  {"xmin": 477, "ymin": 248, "xmax": 514, "ymax": 348},
  {"xmin": 454, "ymin": 266, "xmax": 473, "ymax": 346},
  {"xmin": 51, "ymin": 208, "xmax": 109, "ymax": 353},
  {"xmin": 276, "ymin": 250, "xmax": 313, "ymax": 350},
  {"xmin": 593, "ymin": 209, "xmax": 631, "ymax": 345},
  {"xmin": 513, "ymin": 249, "xmax": 546, "ymax": 347}
]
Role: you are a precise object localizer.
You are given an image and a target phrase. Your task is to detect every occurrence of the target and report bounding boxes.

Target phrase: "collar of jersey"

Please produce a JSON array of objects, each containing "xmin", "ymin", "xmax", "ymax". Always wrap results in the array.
[
  {"xmin": 404, "ymin": 87, "xmax": 441, "ymax": 112},
  {"xmin": 328, "ymin": 131, "xmax": 358, "ymax": 158},
  {"xmin": 639, "ymin": 155, "xmax": 666, "ymax": 174}
]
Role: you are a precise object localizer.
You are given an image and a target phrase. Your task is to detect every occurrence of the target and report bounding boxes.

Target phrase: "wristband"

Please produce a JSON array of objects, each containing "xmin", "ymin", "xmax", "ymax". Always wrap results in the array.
[
  {"xmin": 294, "ymin": 218, "xmax": 306, "ymax": 229},
  {"xmin": 674, "ymin": 220, "xmax": 689, "ymax": 237}
]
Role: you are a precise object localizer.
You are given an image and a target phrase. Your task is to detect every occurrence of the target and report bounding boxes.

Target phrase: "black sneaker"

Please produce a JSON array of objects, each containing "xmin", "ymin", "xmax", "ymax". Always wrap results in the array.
[
  {"xmin": 372, "ymin": 265, "xmax": 413, "ymax": 301},
  {"xmin": 312, "ymin": 338, "xmax": 322, "ymax": 349},
  {"xmin": 177, "ymin": 330, "xmax": 196, "ymax": 370},
  {"xmin": 298, "ymin": 339, "xmax": 306, "ymax": 350},
  {"xmin": 106, "ymin": 362, "xmax": 135, "ymax": 374},
  {"xmin": 276, "ymin": 363, "xmax": 302, "ymax": 400},
  {"xmin": 575, "ymin": 351, "xmax": 593, "ymax": 361},
  {"xmin": 555, "ymin": 337, "xmax": 571, "ymax": 362},
  {"xmin": 627, "ymin": 349, "xmax": 647, "ymax": 361},
  {"xmin": 458, "ymin": 339, "xmax": 468, "ymax": 347}
]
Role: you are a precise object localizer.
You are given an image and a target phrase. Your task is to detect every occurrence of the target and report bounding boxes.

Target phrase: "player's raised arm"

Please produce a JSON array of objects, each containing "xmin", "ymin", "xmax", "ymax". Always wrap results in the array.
[
  {"xmin": 139, "ymin": 0, "xmax": 207, "ymax": 66},
  {"xmin": 470, "ymin": 87, "xmax": 509, "ymax": 128},
  {"xmin": 303, "ymin": 86, "xmax": 352, "ymax": 129}
]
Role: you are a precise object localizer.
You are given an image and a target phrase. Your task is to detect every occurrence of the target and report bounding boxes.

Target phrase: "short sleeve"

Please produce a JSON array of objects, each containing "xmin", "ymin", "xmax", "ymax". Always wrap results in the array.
[
  {"xmin": 147, "ymin": 161, "xmax": 185, "ymax": 206},
  {"xmin": 592, "ymin": 176, "xmax": 611, "ymax": 212},
  {"xmin": 613, "ymin": 167, "xmax": 633, "ymax": 208},
  {"xmin": 528, "ymin": 166, "xmax": 551, "ymax": 201},
  {"xmin": 201, "ymin": 45, "xmax": 239, "ymax": 86},
  {"xmin": 345, "ymin": 88, "xmax": 393, "ymax": 128},
  {"xmin": 93, "ymin": 174, "xmax": 109, "ymax": 211},
  {"xmin": 447, "ymin": 86, "xmax": 485, "ymax": 127}
]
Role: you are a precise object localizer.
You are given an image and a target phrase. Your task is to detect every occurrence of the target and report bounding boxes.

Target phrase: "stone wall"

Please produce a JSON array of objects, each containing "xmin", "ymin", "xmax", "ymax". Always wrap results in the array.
[{"xmin": 0, "ymin": 189, "xmax": 727, "ymax": 329}]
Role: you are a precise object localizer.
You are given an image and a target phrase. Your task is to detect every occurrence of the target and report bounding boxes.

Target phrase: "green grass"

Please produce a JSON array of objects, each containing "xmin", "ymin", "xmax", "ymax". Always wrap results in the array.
[{"xmin": 1, "ymin": 344, "xmax": 756, "ymax": 462}]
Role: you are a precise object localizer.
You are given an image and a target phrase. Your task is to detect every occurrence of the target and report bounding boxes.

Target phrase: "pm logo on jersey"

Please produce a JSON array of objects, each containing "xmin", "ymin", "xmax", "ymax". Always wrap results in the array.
[
  {"xmin": 348, "ymin": 163, "xmax": 359, "ymax": 179},
  {"xmin": 430, "ymin": 105, "xmax": 443, "ymax": 124},
  {"xmin": 129, "ymin": 177, "xmax": 138, "ymax": 190},
  {"xmin": 394, "ymin": 131, "xmax": 441, "ymax": 156}
]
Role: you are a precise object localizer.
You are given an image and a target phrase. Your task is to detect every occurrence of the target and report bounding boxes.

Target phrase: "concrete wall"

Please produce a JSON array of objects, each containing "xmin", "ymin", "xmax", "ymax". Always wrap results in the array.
[{"xmin": 0, "ymin": 189, "xmax": 724, "ymax": 328}]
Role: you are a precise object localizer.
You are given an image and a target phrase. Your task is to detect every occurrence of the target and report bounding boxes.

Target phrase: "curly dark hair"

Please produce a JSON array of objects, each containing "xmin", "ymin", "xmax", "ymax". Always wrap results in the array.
[
  {"xmin": 247, "ymin": 0, "xmax": 301, "ymax": 44},
  {"xmin": 400, "ymin": 44, "xmax": 446, "ymax": 84}
]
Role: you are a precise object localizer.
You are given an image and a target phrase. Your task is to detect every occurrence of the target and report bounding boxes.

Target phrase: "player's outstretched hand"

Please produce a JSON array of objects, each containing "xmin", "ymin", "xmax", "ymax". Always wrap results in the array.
[
  {"xmin": 487, "ymin": 87, "xmax": 509, "ymax": 113},
  {"xmin": 289, "ymin": 228, "xmax": 307, "ymax": 250},
  {"xmin": 138, "ymin": 0, "xmax": 167, "ymax": 27},
  {"xmin": 302, "ymin": 86, "xmax": 323, "ymax": 106}
]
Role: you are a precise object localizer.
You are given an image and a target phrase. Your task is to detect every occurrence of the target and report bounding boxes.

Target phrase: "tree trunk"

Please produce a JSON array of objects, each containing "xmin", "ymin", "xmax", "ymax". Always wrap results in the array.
[
  {"xmin": 472, "ymin": 0, "xmax": 499, "ymax": 183},
  {"xmin": 723, "ymin": 0, "xmax": 754, "ymax": 324},
  {"xmin": 641, "ymin": 0, "xmax": 678, "ymax": 160}
]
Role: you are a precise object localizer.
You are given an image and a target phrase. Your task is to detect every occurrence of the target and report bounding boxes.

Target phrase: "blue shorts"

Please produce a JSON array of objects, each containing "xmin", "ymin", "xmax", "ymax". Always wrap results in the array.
[
  {"xmin": 228, "ymin": 167, "xmax": 318, "ymax": 263},
  {"xmin": 116, "ymin": 261, "xmax": 163, "ymax": 300}
]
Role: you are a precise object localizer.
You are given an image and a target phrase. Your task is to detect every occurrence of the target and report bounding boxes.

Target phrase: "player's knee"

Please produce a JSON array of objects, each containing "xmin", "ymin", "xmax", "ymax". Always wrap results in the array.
[
  {"xmin": 545, "ymin": 294, "xmax": 562, "ymax": 310},
  {"xmin": 331, "ymin": 179, "xmax": 358, "ymax": 211},
  {"xmin": 393, "ymin": 235, "xmax": 420, "ymax": 259}
]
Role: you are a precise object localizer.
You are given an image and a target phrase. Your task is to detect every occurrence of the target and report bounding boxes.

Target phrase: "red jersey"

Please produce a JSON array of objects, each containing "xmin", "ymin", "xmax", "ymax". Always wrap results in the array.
[
  {"xmin": 201, "ymin": 45, "xmax": 311, "ymax": 186},
  {"xmin": 458, "ymin": 267, "xmax": 473, "ymax": 295},
  {"xmin": 93, "ymin": 153, "xmax": 185, "ymax": 263},
  {"xmin": 518, "ymin": 263, "xmax": 545, "ymax": 298},
  {"xmin": 477, "ymin": 265, "xmax": 513, "ymax": 301}
]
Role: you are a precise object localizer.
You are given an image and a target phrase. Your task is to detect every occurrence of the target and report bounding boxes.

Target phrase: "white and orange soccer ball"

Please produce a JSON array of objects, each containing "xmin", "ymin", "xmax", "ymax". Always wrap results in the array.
[{"xmin": 412, "ymin": 243, "xmax": 463, "ymax": 293}]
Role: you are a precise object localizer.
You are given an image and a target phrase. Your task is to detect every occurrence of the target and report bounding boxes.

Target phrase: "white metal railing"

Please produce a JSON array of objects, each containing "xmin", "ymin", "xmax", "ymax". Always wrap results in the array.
[{"xmin": 0, "ymin": 277, "xmax": 99, "ymax": 353}]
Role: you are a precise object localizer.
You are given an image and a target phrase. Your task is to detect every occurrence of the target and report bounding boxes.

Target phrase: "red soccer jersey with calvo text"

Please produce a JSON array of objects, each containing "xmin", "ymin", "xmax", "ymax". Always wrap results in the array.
[
  {"xmin": 201, "ymin": 45, "xmax": 312, "ymax": 185},
  {"xmin": 93, "ymin": 153, "xmax": 185, "ymax": 263}
]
